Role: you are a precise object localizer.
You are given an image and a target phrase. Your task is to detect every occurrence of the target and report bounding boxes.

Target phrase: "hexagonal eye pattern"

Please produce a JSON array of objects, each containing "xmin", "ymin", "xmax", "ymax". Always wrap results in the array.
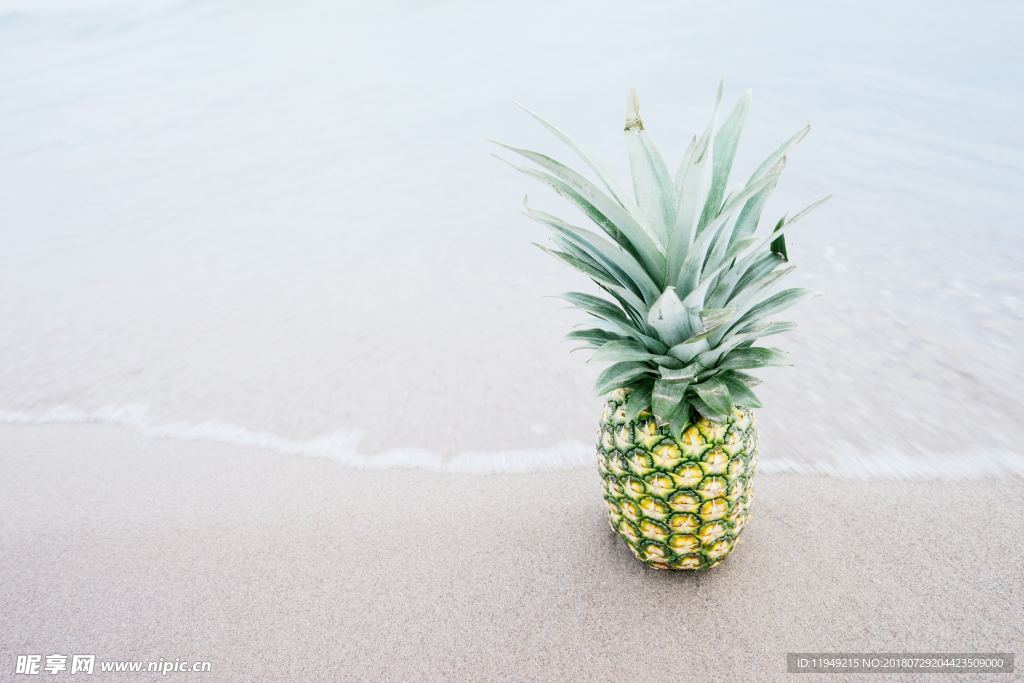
[
  {"xmin": 667, "ymin": 491, "xmax": 701, "ymax": 513},
  {"xmin": 700, "ymin": 448, "xmax": 730, "ymax": 475},
  {"xmin": 638, "ymin": 496, "xmax": 671, "ymax": 520},
  {"xmin": 671, "ymin": 463, "xmax": 704, "ymax": 489},
  {"xmin": 598, "ymin": 395, "xmax": 757, "ymax": 570},
  {"xmin": 650, "ymin": 443, "xmax": 682, "ymax": 469},
  {"xmin": 668, "ymin": 534, "xmax": 700, "ymax": 553},
  {"xmin": 667, "ymin": 512, "xmax": 700, "ymax": 533},
  {"xmin": 643, "ymin": 473, "xmax": 674, "ymax": 498},
  {"xmin": 639, "ymin": 519, "xmax": 670, "ymax": 541}
]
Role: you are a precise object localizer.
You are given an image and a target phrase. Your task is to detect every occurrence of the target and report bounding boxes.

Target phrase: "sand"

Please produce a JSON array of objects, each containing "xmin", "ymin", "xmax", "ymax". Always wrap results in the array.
[
  {"xmin": 2, "ymin": 424, "xmax": 1021, "ymax": 681},
  {"xmin": 3, "ymin": 2, "xmax": 1022, "ymax": 679}
]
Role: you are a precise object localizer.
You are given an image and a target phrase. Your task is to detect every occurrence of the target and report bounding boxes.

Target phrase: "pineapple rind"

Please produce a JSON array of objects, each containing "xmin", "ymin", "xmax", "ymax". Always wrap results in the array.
[{"xmin": 598, "ymin": 390, "xmax": 756, "ymax": 570}]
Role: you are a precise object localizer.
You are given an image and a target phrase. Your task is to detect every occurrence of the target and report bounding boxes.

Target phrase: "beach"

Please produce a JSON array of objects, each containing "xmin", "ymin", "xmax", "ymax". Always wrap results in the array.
[
  {"xmin": 2, "ymin": 0, "xmax": 1023, "ymax": 679},
  {"xmin": 2, "ymin": 423, "xmax": 1021, "ymax": 680}
]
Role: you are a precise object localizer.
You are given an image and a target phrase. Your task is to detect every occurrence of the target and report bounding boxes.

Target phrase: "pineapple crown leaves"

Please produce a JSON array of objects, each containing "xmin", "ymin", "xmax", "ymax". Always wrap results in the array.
[{"xmin": 495, "ymin": 86, "xmax": 829, "ymax": 427}]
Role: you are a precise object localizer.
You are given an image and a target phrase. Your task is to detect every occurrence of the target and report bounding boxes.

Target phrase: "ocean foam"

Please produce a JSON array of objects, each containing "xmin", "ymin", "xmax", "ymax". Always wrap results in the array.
[{"xmin": 2, "ymin": 405, "xmax": 1022, "ymax": 480}]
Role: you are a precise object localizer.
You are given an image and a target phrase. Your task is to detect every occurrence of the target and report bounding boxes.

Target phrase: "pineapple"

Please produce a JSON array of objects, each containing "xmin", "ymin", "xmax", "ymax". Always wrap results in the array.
[
  {"xmin": 598, "ymin": 389, "xmax": 756, "ymax": 569},
  {"xmin": 497, "ymin": 86, "xmax": 827, "ymax": 570}
]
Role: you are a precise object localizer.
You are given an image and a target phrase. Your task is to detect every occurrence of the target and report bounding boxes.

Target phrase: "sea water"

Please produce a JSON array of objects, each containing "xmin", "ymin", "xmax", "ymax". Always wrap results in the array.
[{"xmin": 1, "ymin": 0, "xmax": 1022, "ymax": 478}]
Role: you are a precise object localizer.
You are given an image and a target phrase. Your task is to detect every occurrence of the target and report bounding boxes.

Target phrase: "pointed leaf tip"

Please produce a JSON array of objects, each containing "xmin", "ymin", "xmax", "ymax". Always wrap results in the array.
[
  {"xmin": 625, "ymin": 88, "xmax": 643, "ymax": 131},
  {"xmin": 770, "ymin": 232, "xmax": 789, "ymax": 262}
]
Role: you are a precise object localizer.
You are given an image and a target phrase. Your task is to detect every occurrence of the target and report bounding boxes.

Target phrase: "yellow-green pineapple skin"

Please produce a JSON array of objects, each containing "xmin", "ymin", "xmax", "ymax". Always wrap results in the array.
[{"xmin": 598, "ymin": 389, "xmax": 757, "ymax": 570}]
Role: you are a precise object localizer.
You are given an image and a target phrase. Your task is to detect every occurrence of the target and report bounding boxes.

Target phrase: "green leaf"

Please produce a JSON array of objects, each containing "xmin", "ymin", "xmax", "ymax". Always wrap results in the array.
[
  {"xmin": 590, "ymin": 339, "xmax": 655, "ymax": 364},
  {"xmin": 728, "ymin": 252, "xmax": 787, "ymax": 302},
  {"xmin": 595, "ymin": 362, "xmax": 654, "ymax": 395},
  {"xmin": 560, "ymin": 291, "xmax": 629, "ymax": 323},
  {"xmin": 540, "ymin": 242, "xmax": 648, "ymax": 318},
  {"xmin": 536, "ymin": 246, "xmax": 649, "ymax": 317},
  {"xmin": 596, "ymin": 320, "xmax": 669, "ymax": 354},
  {"xmin": 646, "ymin": 287, "xmax": 698, "ymax": 346},
  {"xmin": 727, "ymin": 193, "xmax": 829, "ymax": 282},
  {"xmin": 727, "ymin": 263, "xmax": 796, "ymax": 313},
  {"xmin": 535, "ymin": 242, "xmax": 616, "ymax": 288},
  {"xmin": 694, "ymin": 320, "xmax": 796, "ymax": 368},
  {"xmin": 728, "ymin": 162, "xmax": 783, "ymax": 250},
  {"xmin": 668, "ymin": 83, "xmax": 722, "ymax": 290},
  {"xmin": 699, "ymin": 307, "xmax": 734, "ymax": 332},
  {"xmin": 688, "ymin": 395, "xmax": 725, "ymax": 422},
  {"xmin": 733, "ymin": 320, "xmax": 797, "ymax": 338},
  {"xmin": 516, "ymin": 103, "xmax": 632, "ymax": 208},
  {"xmin": 717, "ymin": 347, "xmax": 790, "ymax": 371},
  {"xmin": 770, "ymin": 232, "xmax": 788, "ymax": 261},
  {"xmin": 660, "ymin": 365, "xmax": 699, "ymax": 382},
  {"xmin": 666, "ymin": 339, "xmax": 709, "ymax": 365},
  {"xmin": 789, "ymin": 194, "xmax": 832, "ymax": 224},
  {"xmin": 597, "ymin": 283, "xmax": 647, "ymax": 326},
  {"xmin": 625, "ymin": 383, "xmax": 653, "ymax": 422},
  {"xmin": 674, "ymin": 171, "xmax": 777, "ymax": 295},
  {"xmin": 651, "ymin": 379, "xmax": 690, "ymax": 423},
  {"xmin": 726, "ymin": 370, "xmax": 763, "ymax": 387},
  {"xmin": 560, "ymin": 292, "xmax": 665, "ymax": 351},
  {"xmin": 666, "ymin": 402, "xmax": 693, "ymax": 440},
  {"xmin": 667, "ymin": 130, "xmax": 712, "ymax": 292},
  {"xmin": 697, "ymin": 235, "xmax": 758, "ymax": 292},
  {"xmin": 691, "ymin": 168, "xmax": 783, "ymax": 287},
  {"xmin": 566, "ymin": 328, "xmax": 626, "ymax": 347},
  {"xmin": 500, "ymin": 159, "xmax": 628, "ymax": 246},
  {"xmin": 691, "ymin": 376, "xmax": 733, "ymax": 416},
  {"xmin": 679, "ymin": 329, "xmax": 714, "ymax": 345},
  {"xmin": 677, "ymin": 307, "xmax": 735, "ymax": 345},
  {"xmin": 706, "ymin": 218, "xmax": 785, "ymax": 309},
  {"xmin": 707, "ymin": 193, "xmax": 827, "ymax": 299},
  {"xmin": 624, "ymin": 89, "xmax": 676, "ymax": 243},
  {"xmin": 673, "ymin": 135, "xmax": 699, "ymax": 192},
  {"xmin": 494, "ymin": 150, "xmax": 665, "ymax": 279},
  {"xmin": 523, "ymin": 201, "xmax": 661, "ymax": 304},
  {"xmin": 698, "ymin": 89, "xmax": 751, "ymax": 231},
  {"xmin": 730, "ymin": 287, "xmax": 813, "ymax": 332},
  {"xmin": 719, "ymin": 372, "xmax": 763, "ymax": 408},
  {"xmin": 651, "ymin": 354, "xmax": 686, "ymax": 369},
  {"xmin": 748, "ymin": 124, "xmax": 809, "ymax": 184}
]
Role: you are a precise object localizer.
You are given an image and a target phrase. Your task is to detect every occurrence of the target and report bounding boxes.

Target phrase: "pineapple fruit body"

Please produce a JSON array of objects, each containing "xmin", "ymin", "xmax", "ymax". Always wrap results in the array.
[{"xmin": 598, "ymin": 389, "xmax": 757, "ymax": 570}]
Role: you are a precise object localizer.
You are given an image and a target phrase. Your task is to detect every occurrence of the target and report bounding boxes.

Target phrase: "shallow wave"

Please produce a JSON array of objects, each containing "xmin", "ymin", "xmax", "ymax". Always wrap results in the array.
[
  {"xmin": 2, "ymin": 405, "xmax": 1023, "ymax": 480},
  {"xmin": 0, "ymin": 405, "xmax": 594, "ymax": 474}
]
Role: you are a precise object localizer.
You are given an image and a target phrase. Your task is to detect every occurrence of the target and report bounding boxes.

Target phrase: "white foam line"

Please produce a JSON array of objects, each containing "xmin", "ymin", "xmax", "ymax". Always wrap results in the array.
[
  {"xmin": 760, "ymin": 452, "xmax": 1024, "ymax": 480},
  {"xmin": 0, "ymin": 405, "xmax": 593, "ymax": 474},
  {"xmin": 1, "ymin": 405, "xmax": 1023, "ymax": 480}
]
